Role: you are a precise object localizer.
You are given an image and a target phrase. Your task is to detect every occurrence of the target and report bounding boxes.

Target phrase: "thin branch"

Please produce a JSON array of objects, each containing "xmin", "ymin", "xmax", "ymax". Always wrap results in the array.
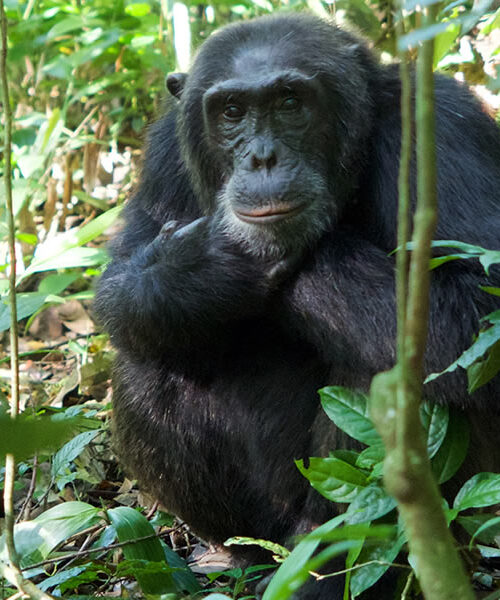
[
  {"xmin": 1, "ymin": 0, "xmax": 20, "ymax": 559},
  {"xmin": 0, "ymin": 3, "xmax": 56, "ymax": 598}
]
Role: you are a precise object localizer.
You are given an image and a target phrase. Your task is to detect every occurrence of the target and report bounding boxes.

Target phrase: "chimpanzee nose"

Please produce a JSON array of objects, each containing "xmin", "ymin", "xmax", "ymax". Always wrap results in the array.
[{"xmin": 250, "ymin": 140, "xmax": 278, "ymax": 170}]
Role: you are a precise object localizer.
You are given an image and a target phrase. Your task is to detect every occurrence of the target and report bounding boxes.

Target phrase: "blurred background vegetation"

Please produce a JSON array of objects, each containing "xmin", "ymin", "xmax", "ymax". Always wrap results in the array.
[{"xmin": 0, "ymin": 0, "xmax": 499, "ymax": 597}]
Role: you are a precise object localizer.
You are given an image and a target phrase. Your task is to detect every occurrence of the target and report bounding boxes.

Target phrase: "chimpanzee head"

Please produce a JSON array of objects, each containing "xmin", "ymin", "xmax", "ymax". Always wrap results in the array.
[{"xmin": 167, "ymin": 14, "xmax": 378, "ymax": 256}]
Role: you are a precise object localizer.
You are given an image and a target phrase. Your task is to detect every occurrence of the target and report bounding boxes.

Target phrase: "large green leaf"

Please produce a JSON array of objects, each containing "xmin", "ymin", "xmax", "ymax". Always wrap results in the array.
[
  {"xmin": 262, "ymin": 515, "xmax": 346, "ymax": 600},
  {"xmin": 20, "ymin": 205, "xmax": 122, "ymax": 280},
  {"xmin": 345, "ymin": 485, "xmax": 397, "ymax": 525},
  {"xmin": 320, "ymin": 387, "xmax": 381, "ymax": 446},
  {"xmin": 0, "ymin": 502, "xmax": 102, "ymax": 569},
  {"xmin": 0, "ymin": 273, "xmax": 80, "ymax": 331},
  {"xmin": 263, "ymin": 521, "xmax": 393, "ymax": 600},
  {"xmin": 350, "ymin": 533, "xmax": 405, "ymax": 597},
  {"xmin": 467, "ymin": 340, "xmax": 500, "ymax": 393},
  {"xmin": 107, "ymin": 506, "xmax": 178, "ymax": 595},
  {"xmin": 454, "ymin": 473, "xmax": 500, "ymax": 511},
  {"xmin": 420, "ymin": 402, "xmax": 448, "ymax": 459},
  {"xmin": 297, "ymin": 457, "xmax": 367, "ymax": 503}
]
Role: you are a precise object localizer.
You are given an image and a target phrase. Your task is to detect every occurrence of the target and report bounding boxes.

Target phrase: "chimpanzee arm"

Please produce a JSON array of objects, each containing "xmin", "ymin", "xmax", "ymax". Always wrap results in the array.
[
  {"xmin": 279, "ymin": 230, "xmax": 496, "ymax": 406},
  {"xmin": 94, "ymin": 114, "xmax": 278, "ymax": 357},
  {"xmin": 95, "ymin": 213, "xmax": 286, "ymax": 357}
]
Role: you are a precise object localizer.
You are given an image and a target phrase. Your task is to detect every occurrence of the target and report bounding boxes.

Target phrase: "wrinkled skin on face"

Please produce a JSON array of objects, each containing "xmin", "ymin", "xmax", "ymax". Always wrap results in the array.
[{"xmin": 169, "ymin": 16, "xmax": 377, "ymax": 257}]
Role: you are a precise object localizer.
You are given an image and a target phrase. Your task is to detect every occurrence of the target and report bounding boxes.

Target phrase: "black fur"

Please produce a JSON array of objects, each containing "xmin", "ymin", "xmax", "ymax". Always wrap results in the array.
[{"xmin": 94, "ymin": 13, "xmax": 500, "ymax": 598}]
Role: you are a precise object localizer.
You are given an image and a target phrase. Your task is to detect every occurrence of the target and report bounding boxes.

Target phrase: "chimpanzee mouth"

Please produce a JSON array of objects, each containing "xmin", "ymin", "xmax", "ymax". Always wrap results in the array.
[{"xmin": 234, "ymin": 202, "xmax": 306, "ymax": 224}]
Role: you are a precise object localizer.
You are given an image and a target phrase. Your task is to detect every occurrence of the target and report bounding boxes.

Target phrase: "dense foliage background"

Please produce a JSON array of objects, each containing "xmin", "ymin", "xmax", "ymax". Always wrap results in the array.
[{"xmin": 1, "ymin": 0, "xmax": 500, "ymax": 598}]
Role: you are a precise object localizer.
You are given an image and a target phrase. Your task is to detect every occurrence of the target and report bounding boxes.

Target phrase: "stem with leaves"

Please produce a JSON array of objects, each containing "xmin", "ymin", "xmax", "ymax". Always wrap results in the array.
[
  {"xmin": 370, "ymin": 4, "xmax": 475, "ymax": 598},
  {"xmin": 0, "ymin": 2, "xmax": 55, "ymax": 599}
]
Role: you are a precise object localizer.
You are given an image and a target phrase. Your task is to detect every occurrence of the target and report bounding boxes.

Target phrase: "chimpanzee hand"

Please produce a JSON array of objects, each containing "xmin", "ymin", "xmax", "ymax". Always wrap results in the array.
[
  {"xmin": 95, "ymin": 214, "xmax": 300, "ymax": 355},
  {"xmin": 151, "ymin": 216, "xmax": 303, "ymax": 289}
]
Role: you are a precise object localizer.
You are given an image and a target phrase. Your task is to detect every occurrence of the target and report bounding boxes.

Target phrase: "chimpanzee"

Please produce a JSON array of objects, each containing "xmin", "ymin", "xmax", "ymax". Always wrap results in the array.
[{"xmin": 94, "ymin": 12, "xmax": 500, "ymax": 599}]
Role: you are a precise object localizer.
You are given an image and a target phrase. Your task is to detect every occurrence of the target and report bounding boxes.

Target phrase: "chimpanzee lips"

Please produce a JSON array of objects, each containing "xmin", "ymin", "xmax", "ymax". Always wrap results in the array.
[{"xmin": 234, "ymin": 202, "xmax": 306, "ymax": 224}]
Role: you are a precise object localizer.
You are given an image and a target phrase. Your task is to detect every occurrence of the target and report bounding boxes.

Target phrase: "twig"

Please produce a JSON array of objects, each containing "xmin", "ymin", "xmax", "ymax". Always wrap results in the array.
[
  {"xmin": 400, "ymin": 570, "xmax": 415, "ymax": 599},
  {"xmin": 1, "ymin": 0, "xmax": 20, "ymax": 564},
  {"xmin": 313, "ymin": 559, "xmax": 411, "ymax": 581},
  {"xmin": 146, "ymin": 500, "xmax": 159, "ymax": 519},
  {"xmin": 16, "ymin": 455, "xmax": 38, "ymax": 523}
]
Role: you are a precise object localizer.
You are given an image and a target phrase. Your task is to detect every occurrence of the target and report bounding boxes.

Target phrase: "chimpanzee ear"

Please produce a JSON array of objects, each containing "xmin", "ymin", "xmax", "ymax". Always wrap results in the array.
[{"xmin": 166, "ymin": 72, "xmax": 187, "ymax": 99}]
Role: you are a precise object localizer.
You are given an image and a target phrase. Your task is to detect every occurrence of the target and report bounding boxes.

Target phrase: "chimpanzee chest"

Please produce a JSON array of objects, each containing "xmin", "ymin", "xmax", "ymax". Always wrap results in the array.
[{"xmin": 113, "ymin": 323, "xmax": 330, "ymax": 542}]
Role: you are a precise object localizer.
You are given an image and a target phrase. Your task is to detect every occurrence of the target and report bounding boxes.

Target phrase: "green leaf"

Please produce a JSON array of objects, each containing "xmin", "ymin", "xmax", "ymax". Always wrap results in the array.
[
  {"xmin": 16, "ymin": 232, "xmax": 38, "ymax": 245},
  {"xmin": 426, "ymin": 317, "xmax": 500, "ymax": 384},
  {"xmin": 480, "ymin": 286, "xmax": 500, "ymax": 297},
  {"xmin": 429, "ymin": 253, "xmax": 471, "ymax": 269},
  {"xmin": 24, "ymin": 247, "xmax": 108, "ymax": 276},
  {"xmin": 38, "ymin": 565, "xmax": 90, "ymax": 592},
  {"xmin": 0, "ymin": 273, "xmax": 79, "ymax": 331},
  {"xmin": 345, "ymin": 485, "xmax": 397, "ymax": 524},
  {"xmin": 470, "ymin": 515, "xmax": 500, "ymax": 545},
  {"xmin": 0, "ymin": 292, "xmax": 48, "ymax": 331},
  {"xmin": 0, "ymin": 414, "xmax": 78, "ymax": 461},
  {"xmin": 454, "ymin": 473, "xmax": 500, "ymax": 511},
  {"xmin": 107, "ymin": 507, "xmax": 177, "ymax": 594},
  {"xmin": 72, "ymin": 189, "xmax": 109, "ymax": 211},
  {"xmin": 1, "ymin": 502, "xmax": 102, "ymax": 569},
  {"xmin": 297, "ymin": 457, "xmax": 367, "ymax": 503},
  {"xmin": 52, "ymin": 430, "xmax": 101, "ymax": 485},
  {"xmin": 400, "ymin": 21, "xmax": 456, "ymax": 50},
  {"xmin": 459, "ymin": 514, "xmax": 500, "ymax": 545},
  {"xmin": 431, "ymin": 410, "xmax": 469, "ymax": 484},
  {"xmin": 38, "ymin": 272, "xmax": 80, "ymax": 294},
  {"xmin": 262, "ymin": 515, "xmax": 346, "ymax": 600},
  {"xmin": 344, "ymin": 538, "xmax": 365, "ymax": 600},
  {"xmin": 46, "ymin": 16, "xmax": 85, "ymax": 40},
  {"xmin": 225, "ymin": 537, "xmax": 289, "ymax": 558},
  {"xmin": 433, "ymin": 23, "xmax": 460, "ymax": 68},
  {"xmin": 427, "ymin": 240, "xmax": 500, "ymax": 275},
  {"xmin": 467, "ymin": 340, "xmax": 500, "ymax": 392},
  {"xmin": 482, "ymin": 7, "xmax": 500, "ymax": 34},
  {"xmin": 69, "ymin": 30, "xmax": 122, "ymax": 68},
  {"xmin": 162, "ymin": 544, "xmax": 201, "ymax": 594},
  {"xmin": 21, "ymin": 205, "xmax": 122, "ymax": 280},
  {"xmin": 420, "ymin": 402, "xmax": 449, "ymax": 458},
  {"xmin": 40, "ymin": 108, "xmax": 62, "ymax": 153},
  {"xmin": 320, "ymin": 387, "xmax": 381, "ymax": 446},
  {"xmin": 17, "ymin": 154, "xmax": 45, "ymax": 178},
  {"xmin": 350, "ymin": 534, "xmax": 405, "ymax": 597},
  {"xmin": 125, "ymin": 3, "xmax": 151, "ymax": 16},
  {"xmin": 356, "ymin": 444, "xmax": 385, "ymax": 470}
]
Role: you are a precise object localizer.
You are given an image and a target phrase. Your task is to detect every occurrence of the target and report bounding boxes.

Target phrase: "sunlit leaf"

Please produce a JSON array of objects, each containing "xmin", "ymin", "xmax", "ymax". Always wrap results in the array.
[
  {"xmin": 320, "ymin": 387, "xmax": 381, "ymax": 446},
  {"xmin": 0, "ymin": 502, "xmax": 102, "ymax": 569},
  {"xmin": 454, "ymin": 473, "xmax": 500, "ymax": 511},
  {"xmin": 297, "ymin": 457, "xmax": 367, "ymax": 503}
]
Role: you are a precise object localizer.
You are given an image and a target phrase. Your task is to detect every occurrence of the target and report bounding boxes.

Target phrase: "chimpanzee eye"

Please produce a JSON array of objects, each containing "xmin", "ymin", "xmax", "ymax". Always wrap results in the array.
[
  {"xmin": 280, "ymin": 96, "xmax": 301, "ymax": 111},
  {"xmin": 223, "ymin": 104, "xmax": 245, "ymax": 121}
]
